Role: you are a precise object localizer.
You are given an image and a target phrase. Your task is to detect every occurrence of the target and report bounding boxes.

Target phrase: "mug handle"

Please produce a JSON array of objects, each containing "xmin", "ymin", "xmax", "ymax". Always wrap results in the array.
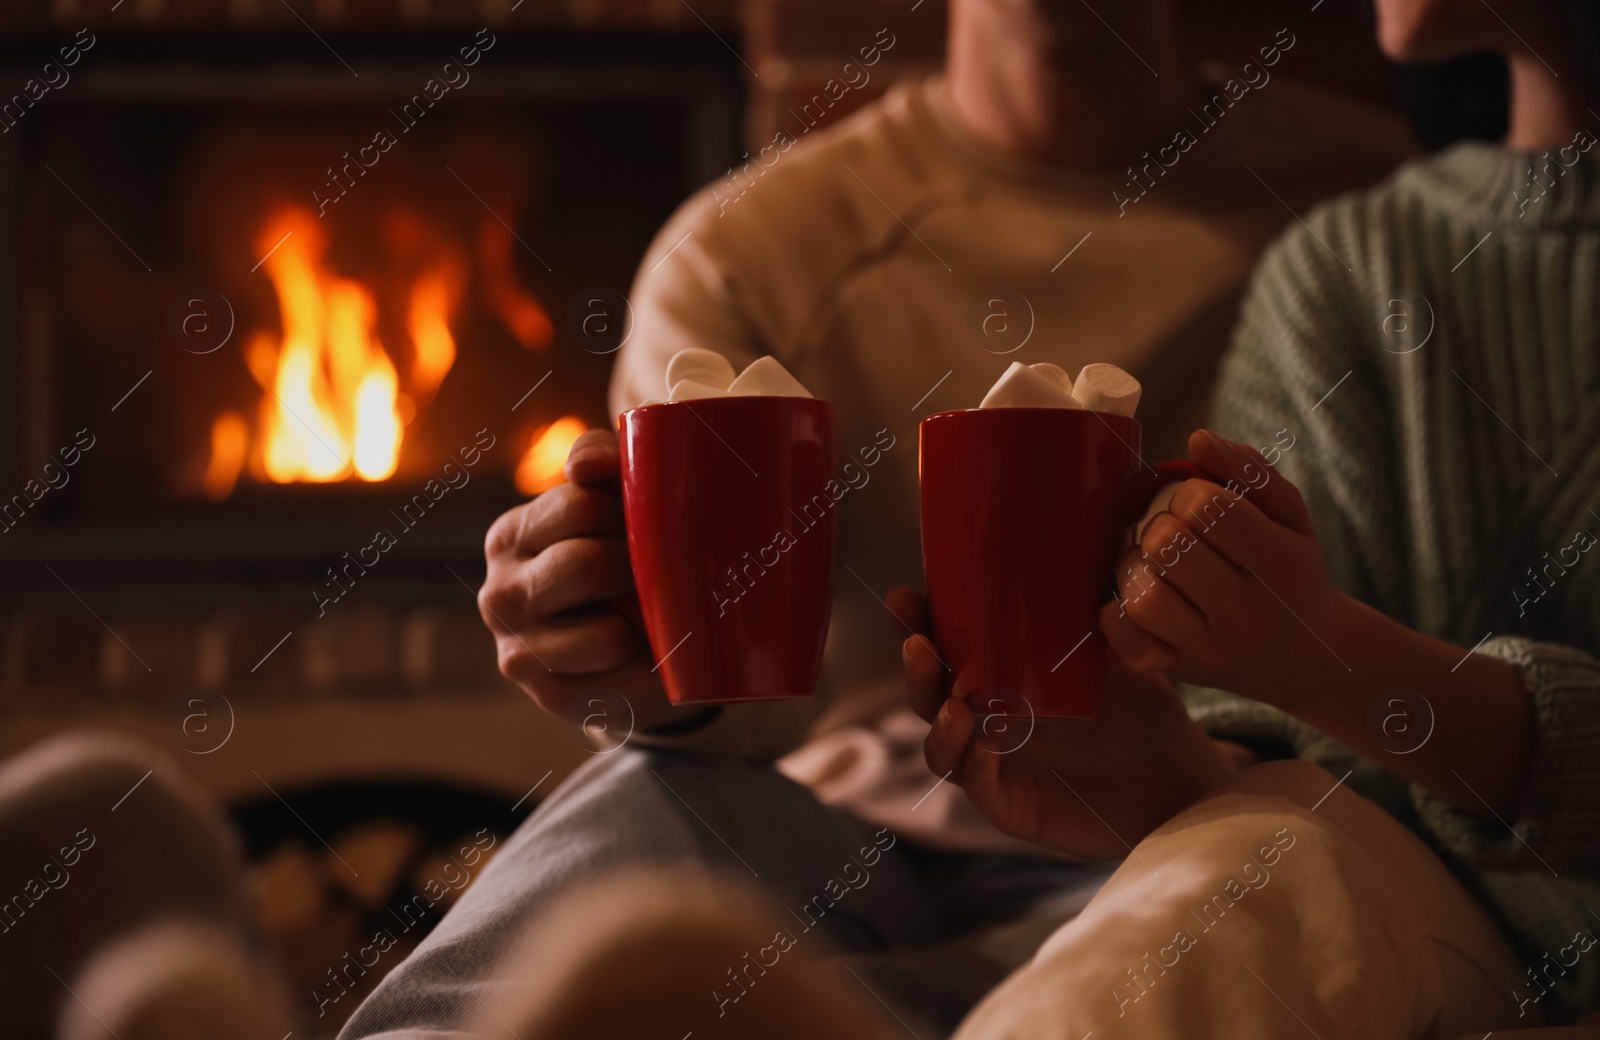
[{"xmin": 1119, "ymin": 459, "xmax": 1208, "ymax": 533}]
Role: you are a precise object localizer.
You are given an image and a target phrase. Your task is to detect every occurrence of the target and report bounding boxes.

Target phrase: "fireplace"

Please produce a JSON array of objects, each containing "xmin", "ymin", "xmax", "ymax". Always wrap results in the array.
[{"xmin": 0, "ymin": 24, "xmax": 741, "ymax": 708}]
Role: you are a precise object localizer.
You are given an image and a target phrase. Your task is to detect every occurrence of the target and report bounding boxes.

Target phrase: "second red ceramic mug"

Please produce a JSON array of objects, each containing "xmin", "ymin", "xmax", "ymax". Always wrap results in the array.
[
  {"xmin": 619, "ymin": 396, "xmax": 836, "ymax": 705},
  {"xmin": 919, "ymin": 408, "xmax": 1203, "ymax": 719}
]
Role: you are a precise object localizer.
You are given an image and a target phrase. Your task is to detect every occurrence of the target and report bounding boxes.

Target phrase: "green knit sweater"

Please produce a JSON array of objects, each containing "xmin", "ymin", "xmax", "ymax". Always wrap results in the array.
[{"xmin": 1196, "ymin": 140, "xmax": 1600, "ymax": 1023}]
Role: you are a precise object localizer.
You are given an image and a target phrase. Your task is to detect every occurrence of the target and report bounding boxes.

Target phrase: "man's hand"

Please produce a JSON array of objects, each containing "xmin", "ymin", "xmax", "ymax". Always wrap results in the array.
[
  {"xmin": 479, "ymin": 429, "xmax": 680, "ymax": 732},
  {"xmin": 893, "ymin": 589, "xmax": 1234, "ymax": 861},
  {"xmin": 1099, "ymin": 430, "xmax": 1341, "ymax": 706}
]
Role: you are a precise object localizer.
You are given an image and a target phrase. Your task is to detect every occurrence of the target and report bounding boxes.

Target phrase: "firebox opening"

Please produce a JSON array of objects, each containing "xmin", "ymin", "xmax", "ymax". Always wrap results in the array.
[{"xmin": 3, "ymin": 42, "xmax": 739, "ymax": 593}]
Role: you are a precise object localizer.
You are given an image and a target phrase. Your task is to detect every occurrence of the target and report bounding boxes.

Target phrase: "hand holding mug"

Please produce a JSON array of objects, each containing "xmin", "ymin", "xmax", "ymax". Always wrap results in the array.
[
  {"xmin": 479, "ymin": 430, "xmax": 681, "ymax": 733},
  {"xmin": 1101, "ymin": 430, "xmax": 1340, "ymax": 706},
  {"xmin": 893, "ymin": 587, "xmax": 1235, "ymax": 861},
  {"xmin": 919, "ymin": 406, "xmax": 1207, "ymax": 719}
]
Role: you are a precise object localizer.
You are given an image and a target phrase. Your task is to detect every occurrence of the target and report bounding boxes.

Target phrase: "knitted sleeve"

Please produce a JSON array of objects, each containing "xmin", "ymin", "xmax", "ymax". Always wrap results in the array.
[{"xmin": 1413, "ymin": 636, "xmax": 1600, "ymax": 872}]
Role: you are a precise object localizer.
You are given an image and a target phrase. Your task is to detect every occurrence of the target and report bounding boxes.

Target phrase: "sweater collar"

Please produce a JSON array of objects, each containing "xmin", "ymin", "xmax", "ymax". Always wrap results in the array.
[
  {"xmin": 1409, "ymin": 138, "xmax": 1600, "ymax": 227},
  {"xmin": 916, "ymin": 77, "xmax": 1124, "ymax": 198}
]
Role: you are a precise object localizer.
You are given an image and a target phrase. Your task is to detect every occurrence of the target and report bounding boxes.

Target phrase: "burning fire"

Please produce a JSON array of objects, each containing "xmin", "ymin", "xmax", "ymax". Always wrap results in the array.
[
  {"xmin": 250, "ymin": 208, "xmax": 412, "ymax": 484},
  {"xmin": 204, "ymin": 204, "xmax": 564, "ymax": 500},
  {"xmin": 515, "ymin": 417, "xmax": 586, "ymax": 495},
  {"xmin": 205, "ymin": 207, "xmax": 464, "ymax": 496}
]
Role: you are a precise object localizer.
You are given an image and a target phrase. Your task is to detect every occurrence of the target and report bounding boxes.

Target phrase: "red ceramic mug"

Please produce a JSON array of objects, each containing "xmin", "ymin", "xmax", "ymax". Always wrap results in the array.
[
  {"xmin": 618, "ymin": 396, "xmax": 836, "ymax": 704},
  {"xmin": 919, "ymin": 407, "xmax": 1203, "ymax": 720}
]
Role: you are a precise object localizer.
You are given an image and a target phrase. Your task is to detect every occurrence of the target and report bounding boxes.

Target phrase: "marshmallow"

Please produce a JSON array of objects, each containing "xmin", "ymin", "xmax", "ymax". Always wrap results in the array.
[
  {"xmin": 724, "ymin": 355, "xmax": 812, "ymax": 398},
  {"xmin": 1071, "ymin": 363, "xmax": 1142, "ymax": 417},
  {"xmin": 660, "ymin": 351, "xmax": 813, "ymax": 403},
  {"xmin": 979, "ymin": 361, "xmax": 1085, "ymax": 409},
  {"xmin": 666, "ymin": 348, "xmax": 737, "ymax": 392},
  {"xmin": 667, "ymin": 379, "xmax": 726, "ymax": 402},
  {"xmin": 1032, "ymin": 362, "xmax": 1076, "ymax": 396}
]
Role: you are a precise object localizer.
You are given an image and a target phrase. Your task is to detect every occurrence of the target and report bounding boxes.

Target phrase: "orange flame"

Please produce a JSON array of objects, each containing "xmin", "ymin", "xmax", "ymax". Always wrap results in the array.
[
  {"xmin": 515, "ymin": 417, "xmax": 586, "ymax": 495},
  {"xmin": 480, "ymin": 220, "xmax": 553, "ymax": 351},
  {"xmin": 212, "ymin": 206, "xmax": 461, "ymax": 492},
  {"xmin": 204, "ymin": 413, "xmax": 248, "ymax": 500},
  {"xmin": 408, "ymin": 269, "xmax": 457, "ymax": 396}
]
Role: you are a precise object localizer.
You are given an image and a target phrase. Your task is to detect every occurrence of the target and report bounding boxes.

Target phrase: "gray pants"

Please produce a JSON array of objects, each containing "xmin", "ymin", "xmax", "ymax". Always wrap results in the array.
[{"xmin": 339, "ymin": 748, "xmax": 1109, "ymax": 1040}]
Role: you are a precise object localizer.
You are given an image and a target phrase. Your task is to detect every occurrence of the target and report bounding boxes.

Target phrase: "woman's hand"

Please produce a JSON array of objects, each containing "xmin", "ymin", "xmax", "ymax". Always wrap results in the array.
[
  {"xmin": 893, "ymin": 589, "xmax": 1235, "ymax": 861},
  {"xmin": 1098, "ymin": 430, "xmax": 1535, "ymax": 822},
  {"xmin": 1099, "ymin": 430, "xmax": 1343, "ymax": 707}
]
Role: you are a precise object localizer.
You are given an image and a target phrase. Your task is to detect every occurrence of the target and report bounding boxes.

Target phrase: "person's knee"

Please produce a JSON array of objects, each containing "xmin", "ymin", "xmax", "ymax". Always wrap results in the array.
[
  {"xmin": 1, "ymin": 732, "xmax": 217, "ymax": 823},
  {"xmin": 482, "ymin": 868, "xmax": 890, "ymax": 1040},
  {"xmin": 0, "ymin": 733, "xmax": 249, "ymax": 1038},
  {"xmin": 1149, "ymin": 760, "xmax": 1386, "ymax": 915},
  {"xmin": 0, "ymin": 732, "xmax": 244, "ymax": 913},
  {"xmin": 58, "ymin": 922, "xmax": 292, "ymax": 1040}
]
